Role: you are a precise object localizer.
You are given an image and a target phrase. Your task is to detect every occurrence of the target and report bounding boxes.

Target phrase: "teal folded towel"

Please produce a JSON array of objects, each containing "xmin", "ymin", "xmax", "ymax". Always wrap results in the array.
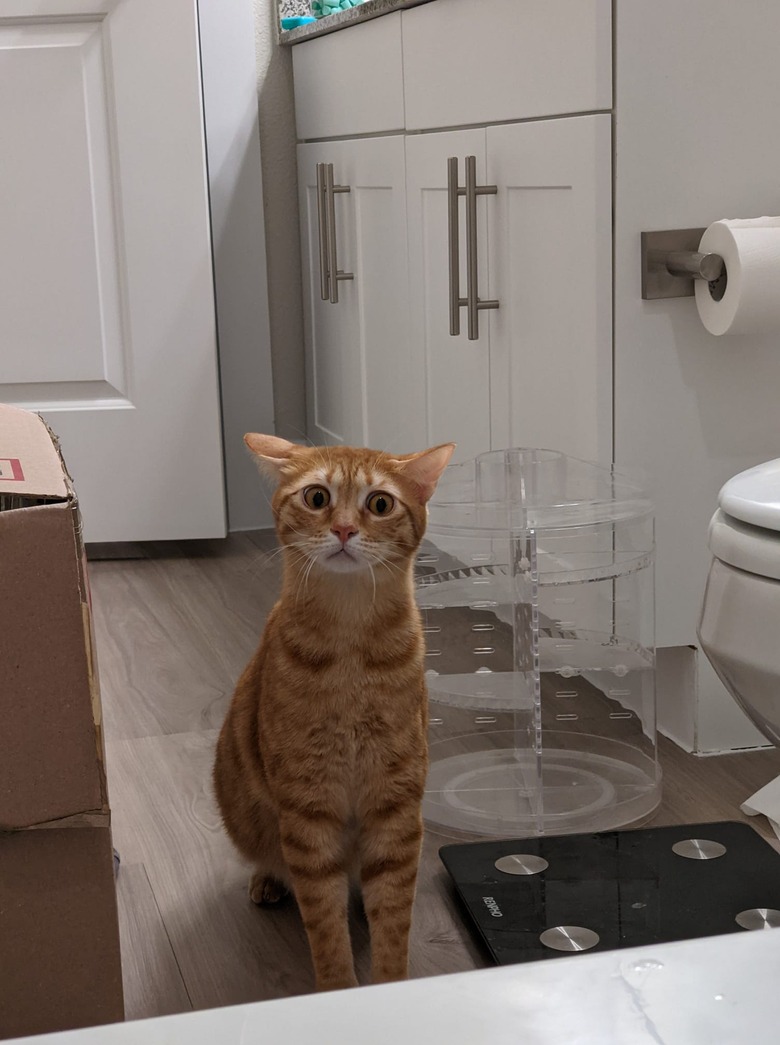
[
  {"xmin": 281, "ymin": 16, "xmax": 316, "ymax": 28},
  {"xmin": 311, "ymin": 0, "xmax": 365, "ymax": 18}
]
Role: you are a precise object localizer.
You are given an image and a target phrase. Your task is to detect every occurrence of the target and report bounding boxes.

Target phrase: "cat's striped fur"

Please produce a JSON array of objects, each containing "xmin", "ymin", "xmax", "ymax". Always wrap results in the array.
[{"xmin": 213, "ymin": 435, "xmax": 454, "ymax": 991}]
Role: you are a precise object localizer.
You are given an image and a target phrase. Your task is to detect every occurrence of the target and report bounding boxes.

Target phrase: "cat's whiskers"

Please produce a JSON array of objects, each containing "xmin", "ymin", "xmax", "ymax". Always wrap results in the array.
[
  {"xmin": 370, "ymin": 558, "xmax": 379, "ymax": 604},
  {"xmin": 293, "ymin": 552, "xmax": 317, "ymax": 607},
  {"xmin": 372, "ymin": 538, "xmax": 414, "ymax": 561},
  {"xmin": 283, "ymin": 521, "xmax": 319, "ymax": 542},
  {"xmin": 286, "ymin": 539, "xmax": 322, "ymax": 606},
  {"xmin": 264, "ymin": 539, "xmax": 308, "ymax": 564},
  {"xmin": 364, "ymin": 549, "xmax": 407, "ymax": 581},
  {"xmin": 302, "ymin": 550, "xmax": 321, "ymax": 600},
  {"xmin": 283, "ymin": 550, "xmax": 316, "ymax": 577},
  {"xmin": 247, "ymin": 542, "xmax": 309, "ymax": 580},
  {"xmin": 274, "ymin": 557, "xmax": 311, "ymax": 600},
  {"xmin": 365, "ymin": 539, "xmax": 411, "ymax": 565}
]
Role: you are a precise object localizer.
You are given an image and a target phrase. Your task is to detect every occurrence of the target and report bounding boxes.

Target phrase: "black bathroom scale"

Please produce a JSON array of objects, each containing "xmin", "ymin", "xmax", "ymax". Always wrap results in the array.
[{"xmin": 440, "ymin": 821, "xmax": 780, "ymax": 964}]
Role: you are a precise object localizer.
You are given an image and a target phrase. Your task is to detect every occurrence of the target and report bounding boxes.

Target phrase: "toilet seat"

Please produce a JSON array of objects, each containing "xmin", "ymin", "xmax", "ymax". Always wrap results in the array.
[
  {"xmin": 719, "ymin": 458, "xmax": 780, "ymax": 532},
  {"xmin": 708, "ymin": 460, "xmax": 780, "ymax": 581}
]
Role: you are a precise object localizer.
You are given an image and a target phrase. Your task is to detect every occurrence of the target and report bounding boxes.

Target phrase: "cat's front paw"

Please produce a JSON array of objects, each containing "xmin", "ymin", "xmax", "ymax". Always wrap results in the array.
[{"xmin": 249, "ymin": 872, "xmax": 290, "ymax": 906}]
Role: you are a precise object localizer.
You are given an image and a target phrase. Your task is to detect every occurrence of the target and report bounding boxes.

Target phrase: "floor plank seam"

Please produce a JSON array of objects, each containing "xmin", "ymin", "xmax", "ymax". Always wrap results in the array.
[
  {"xmin": 106, "ymin": 728, "xmax": 220, "ymax": 747},
  {"xmin": 141, "ymin": 863, "xmax": 196, "ymax": 1012}
]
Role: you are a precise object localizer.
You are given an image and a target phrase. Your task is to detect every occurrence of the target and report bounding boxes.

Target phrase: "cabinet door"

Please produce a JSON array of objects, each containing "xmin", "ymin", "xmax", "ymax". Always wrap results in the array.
[
  {"xmin": 0, "ymin": 0, "xmax": 225, "ymax": 542},
  {"xmin": 487, "ymin": 116, "xmax": 612, "ymax": 464},
  {"xmin": 298, "ymin": 136, "xmax": 415, "ymax": 452},
  {"xmin": 405, "ymin": 130, "xmax": 491, "ymax": 462}
]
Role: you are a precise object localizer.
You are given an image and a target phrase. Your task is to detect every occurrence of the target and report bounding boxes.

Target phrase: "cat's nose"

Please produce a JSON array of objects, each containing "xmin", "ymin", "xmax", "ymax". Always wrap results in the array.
[{"xmin": 331, "ymin": 522, "xmax": 358, "ymax": 544}]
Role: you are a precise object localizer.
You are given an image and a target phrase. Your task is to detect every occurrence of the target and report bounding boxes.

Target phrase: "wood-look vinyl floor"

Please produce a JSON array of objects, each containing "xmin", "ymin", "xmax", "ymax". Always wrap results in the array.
[{"xmin": 89, "ymin": 534, "xmax": 780, "ymax": 1022}]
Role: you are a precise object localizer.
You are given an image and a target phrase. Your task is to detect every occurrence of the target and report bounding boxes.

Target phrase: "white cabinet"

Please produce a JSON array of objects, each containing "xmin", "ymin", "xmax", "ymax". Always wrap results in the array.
[
  {"xmin": 405, "ymin": 129, "xmax": 491, "ymax": 461},
  {"xmin": 298, "ymin": 136, "xmax": 420, "ymax": 451},
  {"xmin": 293, "ymin": 0, "xmax": 611, "ymax": 465},
  {"xmin": 405, "ymin": 116, "xmax": 612, "ymax": 463},
  {"xmin": 487, "ymin": 117, "xmax": 612, "ymax": 464}
]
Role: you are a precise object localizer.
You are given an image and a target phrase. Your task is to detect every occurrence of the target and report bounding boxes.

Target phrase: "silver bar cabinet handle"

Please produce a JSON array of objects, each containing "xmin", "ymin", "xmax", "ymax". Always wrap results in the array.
[
  {"xmin": 315, "ymin": 163, "xmax": 330, "ymax": 301},
  {"xmin": 464, "ymin": 155, "xmax": 499, "ymax": 341},
  {"xmin": 324, "ymin": 162, "xmax": 354, "ymax": 305},
  {"xmin": 448, "ymin": 157, "xmax": 462, "ymax": 336}
]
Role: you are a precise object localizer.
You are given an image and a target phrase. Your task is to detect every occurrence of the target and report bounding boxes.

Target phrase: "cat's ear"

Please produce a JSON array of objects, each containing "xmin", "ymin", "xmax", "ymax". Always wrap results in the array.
[
  {"xmin": 393, "ymin": 443, "xmax": 455, "ymax": 504},
  {"xmin": 244, "ymin": 433, "xmax": 298, "ymax": 480}
]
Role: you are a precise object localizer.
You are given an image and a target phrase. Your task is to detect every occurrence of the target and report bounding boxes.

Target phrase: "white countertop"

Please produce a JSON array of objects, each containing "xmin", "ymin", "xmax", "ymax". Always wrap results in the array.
[
  {"xmin": 279, "ymin": 0, "xmax": 434, "ymax": 44},
  {"xmin": 12, "ymin": 928, "xmax": 780, "ymax": 1044}
]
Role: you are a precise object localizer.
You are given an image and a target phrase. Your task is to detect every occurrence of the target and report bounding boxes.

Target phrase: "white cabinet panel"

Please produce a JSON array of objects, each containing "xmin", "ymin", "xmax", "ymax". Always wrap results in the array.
[
  {"xmin": 298, "ymin": 136, "xmax": 418, "ymax": 453},
  {"xmin": 405, "ymin": 129, "xmax": 491, "ymax": 462},
  {"xmin": 403, "ymin": 0, "xmax": 612, "ymax": 132},
  {"xmin": 2, "ymin": 21, "xmax": 123, "ymax": 392},
  {"xmin": 293, "ymin": 14, "xmax": 404, "ymax": 140},
  {"xmin": 487, "ymin": 116, "xmax": 612, "ymax": 464},
  {"xmin": 0, "ymin": 0, "xmax": 225, "ymax": 542},
  {"xmin": 405, "ymin": 118, "xmax": 612, "ymax": 467}
]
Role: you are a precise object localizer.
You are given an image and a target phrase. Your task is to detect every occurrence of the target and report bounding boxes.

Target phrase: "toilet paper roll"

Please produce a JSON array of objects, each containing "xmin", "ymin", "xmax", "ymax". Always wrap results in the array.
[{"xmin": 695, "ymin": 217, "xmax": 780, "ymax": 336}]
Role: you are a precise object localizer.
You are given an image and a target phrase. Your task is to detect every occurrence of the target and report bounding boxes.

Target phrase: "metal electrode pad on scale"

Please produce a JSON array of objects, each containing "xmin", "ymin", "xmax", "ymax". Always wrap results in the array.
[{"xmin": 440, "ymin": 821, "xmax": 780, "ymax": 965}]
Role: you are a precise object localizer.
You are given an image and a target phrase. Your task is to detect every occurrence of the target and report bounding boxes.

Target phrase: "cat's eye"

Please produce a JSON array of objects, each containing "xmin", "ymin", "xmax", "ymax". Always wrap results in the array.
[
  {"xmin": 366, "ymin": 491, "xmax": 394, "ymax": 517},
  {"xmin": 303, "ymin": 485, "xmax": 330, "ymax": 510}
]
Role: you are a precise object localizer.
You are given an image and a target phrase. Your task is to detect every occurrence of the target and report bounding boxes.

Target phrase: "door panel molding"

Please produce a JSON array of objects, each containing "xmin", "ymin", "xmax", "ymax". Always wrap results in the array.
[{"xmin": 1, "ymin": 17, "xmax": 129, "ymax": 399}]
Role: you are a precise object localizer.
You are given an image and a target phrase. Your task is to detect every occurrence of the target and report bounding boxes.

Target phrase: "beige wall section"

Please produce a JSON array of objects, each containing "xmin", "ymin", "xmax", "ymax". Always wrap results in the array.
[{"xmin": 253, "ymin": 0, "xmax": 307, "ymax": 440}]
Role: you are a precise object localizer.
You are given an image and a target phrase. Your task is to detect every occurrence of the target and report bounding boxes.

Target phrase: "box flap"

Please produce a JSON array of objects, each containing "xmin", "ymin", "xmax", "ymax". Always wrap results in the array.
[{"xmin": 0, "ymin": 403, "xmax": 69, "ymax": 501}]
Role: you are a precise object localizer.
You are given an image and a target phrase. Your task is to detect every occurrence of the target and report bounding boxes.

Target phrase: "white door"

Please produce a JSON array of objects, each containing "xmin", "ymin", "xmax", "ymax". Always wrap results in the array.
[
  {"xmin": 0, "ymin": 0, "xmax": 226, "ymax": 542},
  {"xmin": 405, "ymin": 129, "xmax": 491, "ymax": 462},
  {"xmin": 298, "ymin": 136, "xmax": 417, "ymax": 454},
  {"xmin": 487, "ymin": 116, "xmax": 612, "ymax": 464}
]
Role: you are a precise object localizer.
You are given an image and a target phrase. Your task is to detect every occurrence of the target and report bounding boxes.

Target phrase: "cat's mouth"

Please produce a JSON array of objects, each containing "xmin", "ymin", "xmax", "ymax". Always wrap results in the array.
[{"xmin": 322, "ymin": 545, "xmax": 365, "ymax": 572}]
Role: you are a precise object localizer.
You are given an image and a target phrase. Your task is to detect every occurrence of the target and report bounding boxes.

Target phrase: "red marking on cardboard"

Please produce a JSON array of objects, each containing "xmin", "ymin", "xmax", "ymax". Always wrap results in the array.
[{"xmin": 0, "ymin": 458, "xmax": 25, "ymax": 481}]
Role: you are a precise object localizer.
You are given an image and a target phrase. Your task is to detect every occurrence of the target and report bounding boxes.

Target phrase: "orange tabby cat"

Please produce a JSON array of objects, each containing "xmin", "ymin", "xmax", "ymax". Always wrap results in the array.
[{"xmin": 213, "ymin": 435, "xmax": 454, "ymax": 991}]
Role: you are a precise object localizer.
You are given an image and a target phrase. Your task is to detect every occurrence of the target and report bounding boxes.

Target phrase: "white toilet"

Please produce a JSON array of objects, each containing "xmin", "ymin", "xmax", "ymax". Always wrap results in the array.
[{"xmin": 698, "ymin": 459, "xmax": 780, "ymax": 744}]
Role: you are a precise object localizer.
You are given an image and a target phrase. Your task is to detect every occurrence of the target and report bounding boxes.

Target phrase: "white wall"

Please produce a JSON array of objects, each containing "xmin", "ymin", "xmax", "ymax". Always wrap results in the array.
[
  {"xmin": 200, "ymin": 0, "xmax": 276, "ymax": 532},
  {"xmin": 253, "ymin": 0, "xmax": 307, "ymax": 444},
  {"xmin": 615, "ymin": 0, "xmax": 780, "ymax": 751},
  {"xmin": 203, "ymin": 0, "xmax": 303, "ymax": 531}
]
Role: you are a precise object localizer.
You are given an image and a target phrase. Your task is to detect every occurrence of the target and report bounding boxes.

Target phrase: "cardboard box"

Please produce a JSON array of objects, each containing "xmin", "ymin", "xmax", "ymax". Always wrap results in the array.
[
  {"xmin": 0, "ymin": 404, "xmax": 123, "ymax": 1037},
  {"xmin": 0, "ymin": 826, "xmax": 124, "ymax": 1039}
]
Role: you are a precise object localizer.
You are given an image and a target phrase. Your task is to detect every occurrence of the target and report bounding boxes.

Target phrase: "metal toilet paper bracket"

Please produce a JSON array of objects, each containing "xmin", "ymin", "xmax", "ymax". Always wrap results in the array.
[{"xmin": 641, "ymin": 228, "xmax": 727, "ymax": 300}]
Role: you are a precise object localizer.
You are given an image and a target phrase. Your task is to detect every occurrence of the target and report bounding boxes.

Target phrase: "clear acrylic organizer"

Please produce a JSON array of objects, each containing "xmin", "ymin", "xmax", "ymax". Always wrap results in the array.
[{"xmin": 417, "ymin": 448, "xmax": 660, "ymax": 837}]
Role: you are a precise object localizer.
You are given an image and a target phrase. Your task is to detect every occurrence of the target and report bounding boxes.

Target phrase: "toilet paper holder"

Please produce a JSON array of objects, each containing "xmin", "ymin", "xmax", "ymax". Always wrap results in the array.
[{"xmin": 641, "ymin": 228, "xmax": 726, "ymax": 300}]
